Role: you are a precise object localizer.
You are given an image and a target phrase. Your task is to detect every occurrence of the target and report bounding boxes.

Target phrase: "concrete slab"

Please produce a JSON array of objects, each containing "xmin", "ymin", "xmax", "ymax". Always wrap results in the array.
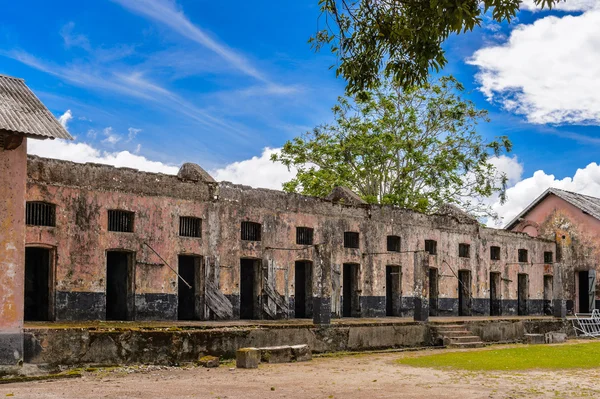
[{"xmin": 236, "ymin": 348, "xmax": 260, "ymax": 369}]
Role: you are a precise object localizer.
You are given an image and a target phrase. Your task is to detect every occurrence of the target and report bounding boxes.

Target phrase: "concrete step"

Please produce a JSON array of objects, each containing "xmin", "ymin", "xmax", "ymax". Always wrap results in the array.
[
  {"xmin": 431, "ymin": 325, "xmax": 467, "ymax": 331},
  {"xmin": 436, "ymin": 330, "xmax": 471, "ymax": 336},
  {"xmin": 448, "ymin": 335, "xmax": 482, "ymax": 344},
  {"xmin": 448, "ymin": 341, "xmax": 485, "ymax": 349}
]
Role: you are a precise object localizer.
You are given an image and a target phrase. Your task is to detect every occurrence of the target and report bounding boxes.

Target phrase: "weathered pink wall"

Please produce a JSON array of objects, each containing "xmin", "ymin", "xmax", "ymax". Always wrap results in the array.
[
  {"xmin": 513, "ymin": 194, "xmax": 600, "ymax": 238},
  {"xmin": 0, "ymin": 137, "xmax": 26, "ymax": 364}
]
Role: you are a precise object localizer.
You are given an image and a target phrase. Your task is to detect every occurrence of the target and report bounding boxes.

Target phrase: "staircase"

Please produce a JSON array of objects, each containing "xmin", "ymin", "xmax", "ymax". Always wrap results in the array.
[{"xmin": 431, "ymin": 324, "xmax": 485, "ymax": 348}]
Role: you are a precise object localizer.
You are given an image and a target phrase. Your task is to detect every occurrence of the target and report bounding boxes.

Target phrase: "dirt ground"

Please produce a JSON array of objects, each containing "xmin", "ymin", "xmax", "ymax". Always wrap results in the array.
[{"xmin": 2, "ymin": 348, "xmax": 600, "ymax": 399}]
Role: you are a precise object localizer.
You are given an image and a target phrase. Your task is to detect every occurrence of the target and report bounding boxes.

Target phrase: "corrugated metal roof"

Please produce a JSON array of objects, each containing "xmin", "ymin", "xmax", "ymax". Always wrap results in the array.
[
  {"xmin": 0, "ymin": 74, "xmax": 72, "ymax": 140},
  {"xmin": 505, "ymin": 188, "xmax": 600, "ymax": 229}
]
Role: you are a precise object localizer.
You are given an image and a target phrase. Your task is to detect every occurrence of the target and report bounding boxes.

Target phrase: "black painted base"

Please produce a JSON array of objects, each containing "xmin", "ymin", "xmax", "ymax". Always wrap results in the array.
[
  {"xmin": 0, "ymin": 332, "xmax": 23, "ymax": 365},
  {"xmin": 359, "ymin": 296, "xmax": 386, "ymax": 318},
  {"xmin": 313, "ymin": 297, "xmax": 331, "ymax": 325},
  {"xmin": 225, "ymin": 294, "xmax": 241, "ymax": 320},
  {"xmin": 413, "ymin": 297, "xmax": 429, "ymax": 322},
  {"xmin": 135, "ymin": 294, "xmax": 177, "ymax": 320},
  {"xmin": 55, "ymin": 291, "xmax": 105, "ymax": 321}
]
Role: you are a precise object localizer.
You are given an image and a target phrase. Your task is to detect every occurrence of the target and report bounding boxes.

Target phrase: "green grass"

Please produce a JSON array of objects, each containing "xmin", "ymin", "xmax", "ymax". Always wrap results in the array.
[{"xmin": 397, "ymin": 342, "xmax": 600, "ymax": 371}]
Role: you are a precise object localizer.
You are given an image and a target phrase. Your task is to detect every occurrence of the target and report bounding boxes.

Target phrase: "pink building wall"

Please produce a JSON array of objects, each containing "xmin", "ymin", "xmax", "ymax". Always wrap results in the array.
[{"xmin": 0, "ymin": 138, "xmax": 26, "ymax": 365}]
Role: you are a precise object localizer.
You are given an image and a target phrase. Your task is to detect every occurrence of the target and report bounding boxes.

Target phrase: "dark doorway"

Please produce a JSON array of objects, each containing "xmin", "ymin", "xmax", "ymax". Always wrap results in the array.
[
  {"xmin": 386, "ymin": 266, "xmax": 401, "ymax": 317},
  {"xmin": 343, "ymin": 263, "xmax": 359, "ymax": 317},
  {"xmin": 106, "ymin": 251, "xmax": 134, "ymax": 321},
  {"xmin": 518, "ymin": 273, "xmax": 529, "ymax": 316},
  {"xmin": 490, "ymin": 272, "xmax": 501, "ymax": 316},
  {"xmin": 178, "ymin": 255, "xmax": 202, "ymax": 320},
  {"xmin": 240, "ymin": 259, "xmax": 260, "ymax": 319},
  {"xmin": 294, "ymin": 261, "xmax": 313, "ymax": 318},
  {"xmin": 24, "ymin": 247, "xmax": 52, "ymax": 321},
  {"xmin": 544, "ymin": 275, "xmax": 553, "ymax": 316},
  {"xmin": 458, "ymin": 270, "xmax": 471, "ymax": 316},
  {"xmin": 428, "ymin": 268, "xmax": 438, "ymax": 317},
  {"xmin": 577, "ymin": 270, "xmax": 596, "ymax": 313}
]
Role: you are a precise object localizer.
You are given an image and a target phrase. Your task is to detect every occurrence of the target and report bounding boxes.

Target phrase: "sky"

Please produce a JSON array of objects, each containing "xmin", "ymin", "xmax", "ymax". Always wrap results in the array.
[{"xmin": 2, "ymin": 0, "xmax": 600, "ymax": 228}]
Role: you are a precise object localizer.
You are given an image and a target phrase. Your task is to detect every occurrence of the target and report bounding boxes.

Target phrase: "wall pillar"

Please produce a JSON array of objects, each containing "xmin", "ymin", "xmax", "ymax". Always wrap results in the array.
[
  {"xmin": 0, "ymin": 136, "xmax": 27, "ymax": 365},
  {"xmin": 413, "ymin": 251, "xmax": 430, "ymax": 322},
  {"xmin": 313, "ymin": 243, "xmax": 332, "ymax": 325}
]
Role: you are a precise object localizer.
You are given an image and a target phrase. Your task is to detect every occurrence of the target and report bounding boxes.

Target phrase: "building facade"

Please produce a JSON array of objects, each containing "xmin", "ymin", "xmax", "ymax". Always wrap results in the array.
[
  {"xmin": 507, "ymin": 188, "xmax": 600, "ymax": 314},
  {"xmin": 24, "ymin": 156, "xmax": 561, "ymax": 323}
]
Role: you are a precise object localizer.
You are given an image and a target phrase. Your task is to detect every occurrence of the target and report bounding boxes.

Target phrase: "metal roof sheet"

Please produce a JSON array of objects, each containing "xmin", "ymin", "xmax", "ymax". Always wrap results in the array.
[
  {"xmin": 505, "ymin": 187, "xmax": 600, "ymax": 229},
  {"xmin": 0, "ymin": 74, "xmax": 72, "ymax": 140}
]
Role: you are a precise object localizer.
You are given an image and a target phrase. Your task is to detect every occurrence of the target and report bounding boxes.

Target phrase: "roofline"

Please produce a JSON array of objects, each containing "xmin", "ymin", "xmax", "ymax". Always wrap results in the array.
[
  {"xmin": 0, "ymin": 73, "xmax": 25, "ymax": 82},
  {"xmin": 504, "ymin": 188, "xmax": 553, "ymax": 230}
]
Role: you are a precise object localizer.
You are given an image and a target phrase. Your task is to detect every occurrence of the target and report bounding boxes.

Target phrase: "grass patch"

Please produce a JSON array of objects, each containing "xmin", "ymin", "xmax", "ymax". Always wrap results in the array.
[{"xmin": 397, "ymin": 342, "xmax": 600, "ymax": 371}]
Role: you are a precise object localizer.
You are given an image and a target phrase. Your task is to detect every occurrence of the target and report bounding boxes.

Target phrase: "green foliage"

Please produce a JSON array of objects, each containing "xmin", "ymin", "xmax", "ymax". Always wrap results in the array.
[
  {"xmin": 311, "ymin": 0, "xmax": 566, "ymax": 93},
  {"xmin": 272, "ymin": 76, "xmax": 511, "ymax": 220},
  {"xmin": 397, "ymin": 342, "xmax": 600, "ymax": 371}
]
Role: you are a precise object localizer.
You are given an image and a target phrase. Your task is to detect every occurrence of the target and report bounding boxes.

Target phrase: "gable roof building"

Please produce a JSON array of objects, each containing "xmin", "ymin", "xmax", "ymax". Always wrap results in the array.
[{"xmin": 0, "ymin": 74, "xmax": 72, "ymax": 140}]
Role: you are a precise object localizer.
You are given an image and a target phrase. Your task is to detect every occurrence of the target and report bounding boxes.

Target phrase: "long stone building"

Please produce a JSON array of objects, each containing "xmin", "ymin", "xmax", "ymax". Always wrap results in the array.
[{"xmin": 23, "ymin": 156, "xmax": 562, "ymax": 324}]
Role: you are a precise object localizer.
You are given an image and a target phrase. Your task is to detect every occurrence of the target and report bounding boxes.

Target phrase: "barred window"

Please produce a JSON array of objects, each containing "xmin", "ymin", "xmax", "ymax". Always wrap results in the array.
[
  {"xmin": 180, "ymin": 217, "xmax": 202, "ymax": 238},
  {"xmin": 425, "ymin": 240, "xmax": 437, "ymax": 255},
  {"xmin": 241, "ymin": 221, "xmax": 261, "ymax": 241},
  {"xmin": 296, "ymin": 227, "xmax": 314, "ymax": 245},
  {"xmin": 518, "ymin": 249, "xmax": 528, "ymax": 263},
  {"xmin": 344, "ymin": 232, "xmax": 360, "ymax": 249},
  {"xmin": 459, "ymin": 243, "xmax": 470, "ymax": 258},
  {"xmin": 26, "ymin": 202, "xmax": 56, "ymax": 227},
  {"xmin": 387, "ymin": 236, "xmax": 401, "ymax": 252},
  {"xmin": 544, "ymin": 251, "xmax": 553, "ymax": 264},
  {"xmin": 490, "ymin": 246, "xmax": 501, "ymax": 261},
  {"xmin": 108, "ymin": 210, "xmax": 134, "ymax": 232}
]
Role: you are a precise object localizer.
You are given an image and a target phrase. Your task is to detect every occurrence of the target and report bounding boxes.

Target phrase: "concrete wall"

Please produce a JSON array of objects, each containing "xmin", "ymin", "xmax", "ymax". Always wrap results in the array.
[
  {"xmin": 22, "ymin": 318, "xmax": 574, "ymax": 366},
  {"xmin": 0, "ymin": 138, "xmax": 27, "ymax": 365},
  {"xmin": 24, "ymin": 156, "xmax": 558, "ymax": 322}
]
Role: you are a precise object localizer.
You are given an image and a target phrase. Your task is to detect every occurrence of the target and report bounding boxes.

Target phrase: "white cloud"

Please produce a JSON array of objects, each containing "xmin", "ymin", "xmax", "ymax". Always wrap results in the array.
[
  {"xmin": 101, "ymin": 127, "xmax": 121, "ymax": 145},
  {"xmin": 60, "ymin": 22, "xmax": 91, "ymax": 51},
  {"xmin": 58, "ymin": 110, "xmax": 73, "ymax": 129},
  {"xmin": 210, "ymin": 147, "xmax": 296, "ymax": 190},
  {"xmin": 127, "ymin": 127, "xmax": 141, "ymax": 142},
  {"xmin": 488, "ymin": 162, "xmax": 600, "ymax": 227},
  {"xmin": 28, "ymin": 138, "xmax": 179, "ymax": 174},
  {"xmin": 520, "ymin": 0, "xmax": 599, "ymax": 12},
  {"xmin": 469, "ymin": 8, "xmax": 600, "ymax": 124}
]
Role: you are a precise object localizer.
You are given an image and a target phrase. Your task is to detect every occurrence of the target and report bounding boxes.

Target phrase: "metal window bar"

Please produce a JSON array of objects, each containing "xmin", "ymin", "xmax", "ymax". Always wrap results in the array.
[
  {"xmin": 108, "ymin": 210, "xmax": 134, "ymax": 232},
  {"xmin": 387, "ymin": 236, "xmax": 401, "ymax": 252},
  {"xmin": 296, "ymin": 227, "xmax": 314, "ymax": 245},
  {"xmin": 344, "ymin": 232, "xmax": 360, "ymax": 249},
  {"xmin": 518, "ymin": 249, "xmax": 528, "ymax": 263},
  {"xmin": 179, "ymin": 217, "xmax": 202, "ymax": 238},
  {"xmin": 241, "ymin": 221, "xmax": 261, "ymax": 241},
  {"xmin": 490, "ymin": 246, "xmax": 501, "ymax": 261},
  {"xmin": 459, "ymin": 243, "xmax": 470, "ymax": 258},
  {"xmin": 544, "ymin": 251, "xmax": 553, "ymax": 263},
  {"xmin": 425, "ymin": 240, "xmax": 437, "ymax": 255},
  {"xmin": 26, "ymin": 202, "xmax": 56, "ymax": 227}
]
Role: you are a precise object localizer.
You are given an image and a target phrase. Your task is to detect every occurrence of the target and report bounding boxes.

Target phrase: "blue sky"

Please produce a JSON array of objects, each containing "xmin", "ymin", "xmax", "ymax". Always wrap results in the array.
[{"xmin": 2, "ymin": 0, "xmax": 600, "ymax": 225}]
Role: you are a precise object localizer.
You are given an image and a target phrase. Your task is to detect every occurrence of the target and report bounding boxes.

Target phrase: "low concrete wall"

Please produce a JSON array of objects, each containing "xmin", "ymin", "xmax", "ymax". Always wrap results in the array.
[{"xmin": 23, "ymin": 318, "xmax": 575, "ymax": 366}]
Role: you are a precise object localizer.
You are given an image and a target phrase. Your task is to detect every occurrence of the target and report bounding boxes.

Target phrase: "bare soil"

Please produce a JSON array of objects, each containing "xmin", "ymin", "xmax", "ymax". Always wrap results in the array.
[{"xmin": 2, "ymin": 349, "xmax": 599, "ymax": 398}]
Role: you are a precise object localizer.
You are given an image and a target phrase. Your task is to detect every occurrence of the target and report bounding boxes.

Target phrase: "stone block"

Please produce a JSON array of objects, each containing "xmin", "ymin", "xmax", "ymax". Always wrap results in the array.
[
  {"xmin": 197, "ymin": 355, "xmax": 219, "ymax": 368},
  {"xmin": 524, "ymin": 333, "xmax": 545, "ymax": 345},
  {"xmin": 291, "ymin": 344, "xmax": 312, "ymax": 362},
  {"xmin": 236, "ymin": 348, "xmax": 260, "ymax": 369},
  {"xmin": 260, "ymin": 346, "xmax": 293, "ymax": 364},
  {"xmin": 545, "ymin": 332, "xmax": 568, "ymax": 344}
]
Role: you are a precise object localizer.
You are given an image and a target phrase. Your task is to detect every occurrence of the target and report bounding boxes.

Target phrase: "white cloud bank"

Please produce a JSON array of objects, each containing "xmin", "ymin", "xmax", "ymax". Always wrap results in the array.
[
  {"xmin": 210, "ymin": 147, "xmax": 296, "ymax": 190},
  {"xmin": 520, "ymin": 0, "xmax": 599, "ymax": 12},
  {"xmin": 28, "ymin": 138, "xmax": 180, "ymax": 175},
  {"xmin": 469, "ymin": 7, "xmax": 600, "ymax": 124}
]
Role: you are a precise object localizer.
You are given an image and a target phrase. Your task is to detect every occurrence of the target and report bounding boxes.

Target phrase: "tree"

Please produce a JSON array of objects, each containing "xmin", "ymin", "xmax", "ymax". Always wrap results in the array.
[
  {"xmin": 311, "ymin": 0, "xmax": 565, "ymax": 93},
  {"xmin": 272, "ymin": 76, "xmax": 511, "ymax": 219}
]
